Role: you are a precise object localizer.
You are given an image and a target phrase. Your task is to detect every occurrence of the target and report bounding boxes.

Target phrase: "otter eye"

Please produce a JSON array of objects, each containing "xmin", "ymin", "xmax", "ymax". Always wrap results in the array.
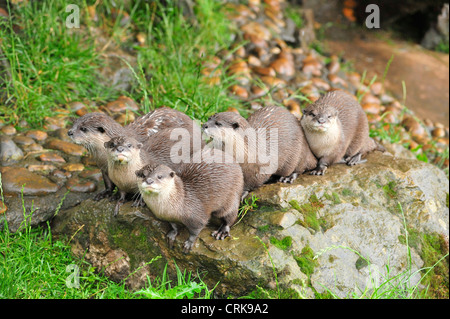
[
  {"xmin": 215, "ymin": 121, "xmax": 222, "ymax": 127},
  {"xmin": 97, "ymin": 127, "xmax": 105, "ymax": 133},
  {"xmin": 310, "ymin": 112, "xmax": 316, "ymax": 117},
  {"xmin": 328, "ymin": 115, "xmax": 332, "ymax": 119},
  {"xmin": 157, "ymin": 175, "xmax": 162, "ymax": 180},
  {"xmin": 80, "ymin": 127, "xmax": 87, "ymax": 132},
  {"xmin": 127, "ymin": 144, "xmax": 132, "ymax": 148}
]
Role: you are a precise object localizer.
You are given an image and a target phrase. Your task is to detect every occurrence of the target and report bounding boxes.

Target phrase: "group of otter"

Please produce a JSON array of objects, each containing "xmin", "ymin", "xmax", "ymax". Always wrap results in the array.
[{"xmin": 68, "ymin": 90, "xmax": 385, "ymax": 253}]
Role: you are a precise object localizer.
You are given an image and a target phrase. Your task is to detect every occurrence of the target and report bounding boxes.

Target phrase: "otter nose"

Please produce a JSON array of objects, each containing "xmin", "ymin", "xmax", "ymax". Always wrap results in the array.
[
  {"xmin": 317, "ymin": 117, "xmax": 326, "ymax": 124},
  {"xmin": 67, "ymin": 129, "xmax": 73, "ymax": 137},
  {"xmin": 145, "ymin": 178, "xmax": 154, "ymax": 185},
  {"xmin": 116, "ymin": 146, "xmax": 124, "ymax": 152}
]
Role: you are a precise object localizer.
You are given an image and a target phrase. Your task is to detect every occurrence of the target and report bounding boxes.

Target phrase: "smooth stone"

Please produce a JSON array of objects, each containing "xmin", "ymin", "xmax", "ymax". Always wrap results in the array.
[
  {"xmin": 25, "ymin": 130, "xmax": 48, "ymax": 141},
  {"xmin": 1, "ymin": 125, "xmax": 16, "ymax": 136},
  {"xmin": 28, "ymin": 164, "xmax": 57, "ymax": 173},
  {"xmin": 105, "ymin": 96, "xmax": 139, "ymax": 113},
  {"xmin": 65, "ymin": 178, "xmax": 97, "ymax": 193},
  {"xmin": 38, "ymin": 153, "xmax": 66, "ymax": 163},
  {"xmin": 44, "ymin": 139, "xmax": 87, "ymax": 156},
  {"xmin": 0, "ymin": 166, "xmax": 59, "ymax": 196},
  {"xmin": 62, "ymin": 163, "xmax": 85, "ymax": 172},
  {"xmin": 0, "ymin": 136, "xmax": 24, "ymax": 163},
  {"xmin": 13, "ymin": 136, "xmax": 35, "ymax": 146}
]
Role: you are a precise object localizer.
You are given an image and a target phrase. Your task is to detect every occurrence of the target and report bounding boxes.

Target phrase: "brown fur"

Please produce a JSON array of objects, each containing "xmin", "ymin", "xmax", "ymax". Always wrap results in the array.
[
  {"xmin": 301, "ymin": 90, "xmax": 385, "ymax": 175},
  {"xmin": 202, "ymin": 106, "xmax": 317, "ymax": 192},
  {"xmin": 104, "ymin": 128, "xmax": 199, "ymax": 216},
  {"xmin": 136, "ymin": 148, "xmax": 243, "ymax": 253},
  {"xmin": 67, "ymin": 108, "xmax": 201, "ymax": 200}
]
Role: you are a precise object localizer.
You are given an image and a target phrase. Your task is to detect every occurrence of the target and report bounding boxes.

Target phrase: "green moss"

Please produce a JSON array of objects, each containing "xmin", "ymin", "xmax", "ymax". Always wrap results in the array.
[
  {"xmin": 398, "ymin": 227, "xmax": 420, "ymax": 250},
  {"xmin": 341, "ymin": 188, "xmax": 352, "ymax": 196},
  {"xmin": 324, "ymin": 192, "xmax": 342, "ymax": 205},
  {"xmin": 420, "ymin": 233, "xmax": 449, "ymax": 299},
  {"xmin": 269, "ymin": 236, "xmax": 292, "ymax": 250},
  {"xmin": 293, "ymin": 246, "xmax": 317, "ymax": 277},
  {"xmin": 355, "ymin": 257, "xmax": 368, "ymax": 270},
  {"xmin": 383, "ymin": 181, "xmax": 398, "ymax": 199},
  {"xmin": 244, "ymin": 285, "xmax": 303, "ymax": 299},
  {"xmin": 446, "ymin": 193, "xmax": 449, "ymax": 208},
  {"xmin": 290, "ymin": 195, "xmax": 329, "ymax": 232}
]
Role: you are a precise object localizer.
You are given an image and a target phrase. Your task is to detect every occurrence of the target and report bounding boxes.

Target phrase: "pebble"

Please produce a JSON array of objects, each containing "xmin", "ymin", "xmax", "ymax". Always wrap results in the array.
[
  {"xmin": 0, "ymin": 200, "xmax": 6, "ymax": 215},
  {"xmin": 401, "ymin": 115, "xmax": 426, "ymax": 138},
  {"xmin": 432, "ymin": 127, "xmax": 446, "ymax": 138},
  {"xmin": 362, "ymin": 103, "xmax": 383, "ymax": 115},
  {"xmin": 260, "ymin": 75, "xmax": 286, "ymax": 88},
  {"xmin": 327, "ymin": 57, "xmax": 340, "ymax": 74},
  {"xmin": 327, "ymin": 74, "xmax": 348, "ymax": 87},
  {"xmin": 252, "ymin": 66, "xmax": 276, "ymax": 77},
  {"xmin": 0, "ymin": 166, "xmax": 59, "ymax": 196},
  {"xmin": 28, "ymin": 165, "xmax": 57, "ymax": 173},
  {"xmin": 0, "ymin": 136, "xmax": 24, "ymax": 163},
  {"xmin": 65, "ymin": 177, "xmax": 97, "ymax": 193},
  {"xmin": 38, "ymin": 153, "xmax": 66, "ymax": 163},
  {"xmin": 53, "ymin": 170, "xmax": 72, "ymax": 179},
  {"xmin": 22, "ymin": 143, "xmax": 44, "ymax": 152},
  {"xmin": 44, "ymin": 117, "xmax": 66, "ymax": 131},
  {"xmin": 12, "ymin": 135, "xmax": 34, "ymax": 146},
  {"xmin": 79, "ymin": 168, "xmax": 103, "ymax": 182},
  {"xmin": 229, "ymin": 85, "xmax": 249, "ymax": 99},
  {"xmin": 1, "ymin": 125, "xmax": 16, "ymax": 136},
  {"xmin": 270, "ymin": 57, "xmax": 295, "ymax": 77},
  {"xmin": 241, "ymin": 22, "xmax": 271, "ymax": 41},
  {"xmin": 105, "ymin": 96, "xmax": 139, "ymax": 113},
  {"xmin": 44, "ymin": 139, "xmax": 87, "ymax": 156},
  {"xmin": 301, "ymin": 55, "xmax": 322, "ymax": 76},
  {"xmin": 62, "ymin": 163, "xmax": 85, "ymax": 172},
  {"xmin": 115, "ymin": 112, "xmax": 136, "ymax": 125},
  {"xmin": 25, "ymin": 130, "xmax": 48, "ymax": 141}
]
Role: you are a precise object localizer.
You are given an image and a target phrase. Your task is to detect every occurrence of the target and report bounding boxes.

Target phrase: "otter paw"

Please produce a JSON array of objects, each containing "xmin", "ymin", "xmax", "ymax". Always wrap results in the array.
[
  {"xmin": 182, "ymin": 240, "xmax": 194, "ymax": 254},
  {"xmin": 279, "ymin": 172, "xmax": 298, "ymax": 184},
  {"xmin": 166, "ymin": 230, "xmax": 178, "ymax": 248},
  {"xmin": 212, "ymin": 225, "xmax": 231, "ymax": 240},
  {"xmin": 310, "ymin": 168, "xmax": 326, "ymax": 175}
]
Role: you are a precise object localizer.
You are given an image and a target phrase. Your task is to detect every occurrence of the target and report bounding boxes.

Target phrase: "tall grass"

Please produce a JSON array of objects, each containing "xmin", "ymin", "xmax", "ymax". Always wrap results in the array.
[
  {"xmin": 0, "ymin": 0, "xmax": 120, "ymax": 127},
  {"xmin": 131, "ymin": 0, "xmax": 241, "ymax": 121}
]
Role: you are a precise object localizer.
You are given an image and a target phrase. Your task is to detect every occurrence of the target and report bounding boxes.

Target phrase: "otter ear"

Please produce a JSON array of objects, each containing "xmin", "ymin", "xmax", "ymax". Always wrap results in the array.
[
  {"xmin": 232, "ymin": 122, "xmax": 239, "ymax": 130},
  {"xmin": 135, "ymin": 169, "xmax": 144, "ymax": 178},
  {"xmin": 169, "ymin": 171, "xmax": 175, "ymax": 178},
  {"xmin": 136, "ymin": 143, "xmax": 143, "ymax": 149},
  {"xmin": 104, "ymin": 141, "xmax": 110, "ymax": 148}
]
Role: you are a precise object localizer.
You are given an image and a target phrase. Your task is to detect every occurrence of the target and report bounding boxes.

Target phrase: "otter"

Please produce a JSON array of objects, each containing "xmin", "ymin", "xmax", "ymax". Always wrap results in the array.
[
  {"xmin": 202, "ymin": 106, "xmax": 317, "ymax": 194},
  {"xmin": 104, "ymin": 128, "xmax": 197, "ymax": 216},
  {"xmin": 68, "ymin": 107, "xmax": 201, "ymax": 200},
  {"xmin": 136, "ymin": 148, "xmax": 244, "ymax": 253},
  {"xmin": 300, "ymin": 90, "xmax": 385, "ymax": 175}
]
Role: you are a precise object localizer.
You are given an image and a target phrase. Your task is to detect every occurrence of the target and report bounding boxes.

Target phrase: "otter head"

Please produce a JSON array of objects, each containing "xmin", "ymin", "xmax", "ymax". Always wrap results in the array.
[
  {"xmin": 68, "ymin": 113, "xmax": 118, "ymax": 151},
  {"xmin": 202, "ymin": 112, "xmax": 248, "ymax": 149},
  {"xmin": 136, "ymin": 164, "xmax": 175, "ymax": 195},
  {"xmin": 104, "ymin": 136, "xmax": 142, "ymax": 165},
  {"xmin": 301, "ymin": 104, "xmax": 338, "ymax": 133}
]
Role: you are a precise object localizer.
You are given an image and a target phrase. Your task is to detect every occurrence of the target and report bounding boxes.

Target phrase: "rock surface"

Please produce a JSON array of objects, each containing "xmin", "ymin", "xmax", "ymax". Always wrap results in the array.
[{"xmin": 51, "ymin": 152, "xmax": 449, "ymax": 297}]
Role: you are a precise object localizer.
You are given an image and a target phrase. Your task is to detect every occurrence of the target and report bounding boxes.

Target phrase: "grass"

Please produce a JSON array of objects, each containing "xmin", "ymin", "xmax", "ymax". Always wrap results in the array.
[
  {"xmin": 0, "ymin": 0, "xmax": 120, "ymax": 127},
  {"xmin": 0, "ymin": 192, "xmax": 215, "ymax": 299}
]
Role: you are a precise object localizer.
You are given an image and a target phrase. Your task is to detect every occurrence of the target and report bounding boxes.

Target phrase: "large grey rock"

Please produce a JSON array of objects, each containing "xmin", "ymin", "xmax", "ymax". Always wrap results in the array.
[{"xmin": 51, "ymin": 152, "xmax": 449, "ymax": 297}]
